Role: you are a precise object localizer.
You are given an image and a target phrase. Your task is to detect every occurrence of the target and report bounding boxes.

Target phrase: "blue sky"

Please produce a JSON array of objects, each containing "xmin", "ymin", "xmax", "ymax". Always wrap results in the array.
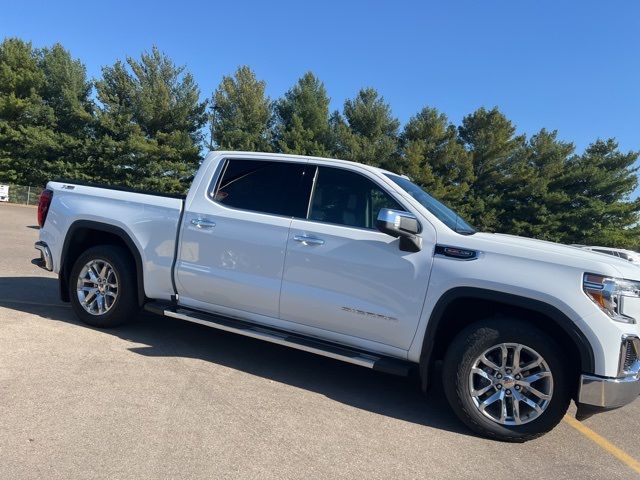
[{"xmin": 1, "ymin": 0, "xmax": 638, "ymax": 155}]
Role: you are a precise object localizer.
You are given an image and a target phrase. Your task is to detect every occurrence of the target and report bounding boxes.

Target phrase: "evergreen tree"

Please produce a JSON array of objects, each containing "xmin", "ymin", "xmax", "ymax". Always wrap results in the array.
[
  {"xmin": 458, "ymin": 107, "xmax": 525, "ymax": 231},
  {"xmin": 498, "ymin": 129, "xmax": 574, "ymax": 241},
  {"xmin": 556, "ymin": 139, "xmax": 640, "ymax": 247},
  {"xmin": 501, "ymin": 129, "xmax": 571, "ymax": 239},
  {"xmin": 398, "ymin": 107, "xmax": 473, "ymax": 216},
  {"xmin": 93, "ymin": 47, "xmax": 207, "ymax": 193},
  {"xmin": 273, "ymin": 72, "xmax": 332, "ymax": 156},
  {"xmin": 39, "ymin": 43, "xmax": 94, "ymax": 181},
  {"xmin": 0, "ymin": 39, "xmax": 92, "ymax": 186},
  {"xmin": 210, "ymin": 66, "xmax": 272, "ymax": 151},
  {"xmin": 333, "ymin": 88, "xmax": 399, "ymax": 168}
]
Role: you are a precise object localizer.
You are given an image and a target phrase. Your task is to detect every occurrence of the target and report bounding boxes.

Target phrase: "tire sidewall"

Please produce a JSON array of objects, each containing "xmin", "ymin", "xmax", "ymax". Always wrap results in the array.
[
  {"xmin": 69, "ymin": 245, "xmax": 136, "ymax": 328},
  {"xmin": 443, "ymin": 318, "xmax": 571, "ymax": 442}
]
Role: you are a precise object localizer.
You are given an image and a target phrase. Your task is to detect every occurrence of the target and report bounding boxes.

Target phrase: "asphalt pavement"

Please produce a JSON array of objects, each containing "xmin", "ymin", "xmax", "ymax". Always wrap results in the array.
[{"xmin": 1, "ymin": 202, "xmax": 638, "ymax": 479}]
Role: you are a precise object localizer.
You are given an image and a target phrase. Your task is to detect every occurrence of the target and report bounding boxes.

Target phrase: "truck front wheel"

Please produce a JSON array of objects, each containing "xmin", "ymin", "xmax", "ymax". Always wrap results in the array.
[
  {"xmin": 69, "ymin": 245, "xmax": 138, "ymax": 328},
  {"xmin": 442, "ymin": 317, "xmax": 571, "ymax": 442}
]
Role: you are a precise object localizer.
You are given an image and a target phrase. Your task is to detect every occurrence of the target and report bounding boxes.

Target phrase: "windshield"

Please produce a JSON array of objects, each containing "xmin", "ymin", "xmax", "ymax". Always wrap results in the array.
[{"xmin": 386, "ymin": 174, "xmax": 476, "ymax": 235}]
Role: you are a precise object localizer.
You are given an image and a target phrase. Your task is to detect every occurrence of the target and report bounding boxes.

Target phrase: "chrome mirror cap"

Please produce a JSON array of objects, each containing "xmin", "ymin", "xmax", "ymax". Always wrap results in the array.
[{"xmin": 376, "ymin": 209, "xmax": 422, "ymax": 252}]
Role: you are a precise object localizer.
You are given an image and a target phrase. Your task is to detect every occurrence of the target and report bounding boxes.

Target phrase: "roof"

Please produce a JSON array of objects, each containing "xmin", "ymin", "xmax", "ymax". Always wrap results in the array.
[{"xmin": 206, "ymin": 150, "xmax": 402, "ymax": 178}]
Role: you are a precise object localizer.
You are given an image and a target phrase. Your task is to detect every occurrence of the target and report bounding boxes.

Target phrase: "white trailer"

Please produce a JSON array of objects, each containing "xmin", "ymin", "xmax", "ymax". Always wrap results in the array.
[{"xmin": 0, "ymin": 185, "xmax": 9, "ymax": 202}]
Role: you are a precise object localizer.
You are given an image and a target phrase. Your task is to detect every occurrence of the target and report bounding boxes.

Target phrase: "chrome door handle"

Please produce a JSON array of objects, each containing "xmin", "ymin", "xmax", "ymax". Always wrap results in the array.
[
  {"xmin": 293, "ymin": 234, "xmax": 324, "ymax": 246},
  {"xmin": 191, "ymin": 218, "xmax": 216, "ymax": 229}
]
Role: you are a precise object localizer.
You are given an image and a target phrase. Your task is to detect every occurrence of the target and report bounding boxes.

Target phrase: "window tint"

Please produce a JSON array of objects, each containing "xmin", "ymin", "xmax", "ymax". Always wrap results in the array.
[
  {"xmin": 308, "ymin": 167, "xmax": 403, "ymax": 229},
  {"xmin": 211, "ymin": 159, "xmax": 310, "ymax": 217},
  {"xmin": 593, "ymin": 249, "xmax": 616, "ymax": 256}
]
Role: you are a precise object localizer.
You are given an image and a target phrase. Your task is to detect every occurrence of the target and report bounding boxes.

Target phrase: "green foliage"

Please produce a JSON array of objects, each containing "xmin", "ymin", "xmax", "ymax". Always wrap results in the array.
[
  {"xmin": 274, "ymin": 72, "xmax": 332, "ymax": 156},
  {"xmin": 210, "ymin": 66, "xmax": 272, "ymax": 152},
  {"xmin": 398, "ymin": 107, "xmax": 473, "ymax": 217},
  {"xmin": 93, "ymin": 47, "xmax": 207, "ymax": 193},
  {"xmin": 498, "ymin": 129, "xmax": 575, "ymax": 241},
  {"xmin": 0, "ymin": 38, "xmax": 93, "ymax": 186},
  {"xmin": 556, "ymin": 139, "xmax": 640, "ymax": 248},
  {"xmin": 458, "ymin": 107, "xmax": 526, "ymax": 231},
  {"xmin": 1, "ymin": 36, "xmax": 639, "ymax": 250},
  {"xmin": 332, "ymin": 88, "xmax": 399, "ymax": 168}
]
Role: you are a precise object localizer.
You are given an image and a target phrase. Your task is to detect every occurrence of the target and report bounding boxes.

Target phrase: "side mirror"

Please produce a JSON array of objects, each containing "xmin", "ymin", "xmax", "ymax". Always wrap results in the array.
[{"xmin": 376, "ymin": 209, "xmax": 422, "ymax": 252}]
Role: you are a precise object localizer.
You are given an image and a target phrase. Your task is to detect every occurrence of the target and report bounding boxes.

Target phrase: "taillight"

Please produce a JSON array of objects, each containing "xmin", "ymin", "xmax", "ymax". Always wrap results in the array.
[{"xmin": 37, "ymin": 189, "xmax": 53, "ymax": 227}]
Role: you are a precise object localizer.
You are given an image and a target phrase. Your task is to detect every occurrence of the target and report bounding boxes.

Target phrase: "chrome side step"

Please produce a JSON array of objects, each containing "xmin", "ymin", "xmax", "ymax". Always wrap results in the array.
[{"xmin": 144, "ymin": 302, "xmax": 412, "ymax": 376}]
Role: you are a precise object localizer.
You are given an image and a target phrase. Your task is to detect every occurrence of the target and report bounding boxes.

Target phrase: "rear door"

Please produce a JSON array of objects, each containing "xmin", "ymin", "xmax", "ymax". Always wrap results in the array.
[
  {"xmin": 279, "ymin": 165, "xmax": 433, "ymax": 350},
  {"xmin": 175, "ymin": 157, "xmax": 312, "ymax": 318}
]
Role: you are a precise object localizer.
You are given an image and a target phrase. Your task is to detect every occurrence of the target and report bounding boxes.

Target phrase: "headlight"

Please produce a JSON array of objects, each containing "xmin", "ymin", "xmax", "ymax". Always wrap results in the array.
[{"xmin": 583, "ymin": 273, "xmax": 640, "ymax": 324}]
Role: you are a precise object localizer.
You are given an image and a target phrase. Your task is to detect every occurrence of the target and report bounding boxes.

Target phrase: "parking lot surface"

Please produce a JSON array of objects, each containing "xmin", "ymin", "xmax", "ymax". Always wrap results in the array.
[{"xmin": 1, "ymin": 203, "xmax": 639, "ymax": 479}]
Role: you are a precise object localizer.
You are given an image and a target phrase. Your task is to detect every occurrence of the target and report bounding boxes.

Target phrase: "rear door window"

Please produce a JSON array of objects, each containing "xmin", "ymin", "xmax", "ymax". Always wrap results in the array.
[{"xmin": 210, "ymin": 159, "xmax": 311, "ymax": 217}]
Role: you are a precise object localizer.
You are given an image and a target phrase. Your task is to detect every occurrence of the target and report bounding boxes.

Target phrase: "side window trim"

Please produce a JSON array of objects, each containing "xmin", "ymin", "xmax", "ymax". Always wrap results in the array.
[
  {"xmin": 305, "ymin": 166, "xmax": 319, "ymax": 219},
  {"xmin": 209, "ymin": 158, "xmax": 230, "ymax": 200}
]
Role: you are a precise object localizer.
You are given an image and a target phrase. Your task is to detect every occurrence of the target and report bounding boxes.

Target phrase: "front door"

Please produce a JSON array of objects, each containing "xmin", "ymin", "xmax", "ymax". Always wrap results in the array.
[{"xmin": 279, "ymin": 166, "xmax": 433, "ymax": 350}]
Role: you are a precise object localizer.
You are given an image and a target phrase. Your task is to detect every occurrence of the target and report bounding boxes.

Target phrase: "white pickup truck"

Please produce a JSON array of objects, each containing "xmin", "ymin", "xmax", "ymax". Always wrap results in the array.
[{"xmin": 34, "ymin": 151, "xmax": 640, "ymax": 441}]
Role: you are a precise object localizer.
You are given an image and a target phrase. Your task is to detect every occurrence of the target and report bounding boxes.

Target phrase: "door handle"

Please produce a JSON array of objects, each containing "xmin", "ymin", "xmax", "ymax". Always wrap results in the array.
[
  {"xmin": 293, "ymin": 234, "xmax": 324, "ymax": 246},
  {"xmin": 191, "ymin": 218, "xmax": 216, "ymax": 229}
]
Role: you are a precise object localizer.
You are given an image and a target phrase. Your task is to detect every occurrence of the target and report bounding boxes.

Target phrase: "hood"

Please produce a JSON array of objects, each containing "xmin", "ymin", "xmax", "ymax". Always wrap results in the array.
[{"xmin": 467, "ymin": 232, "xmax": 640, "ymax": 280}]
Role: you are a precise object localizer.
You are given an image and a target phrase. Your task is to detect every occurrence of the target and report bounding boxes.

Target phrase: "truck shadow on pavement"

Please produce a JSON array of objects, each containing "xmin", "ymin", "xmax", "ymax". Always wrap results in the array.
[{"xmin": 0, "ymin": 276, "xmax": 472, "ymax": 438}]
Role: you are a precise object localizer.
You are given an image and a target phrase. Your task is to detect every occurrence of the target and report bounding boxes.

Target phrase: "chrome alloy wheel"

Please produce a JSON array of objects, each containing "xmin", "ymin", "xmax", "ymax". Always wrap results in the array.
[
  {"xmin": 468, "ymin": 343, "xmax": 554, "ymax": 425},
  {"xmin": 76, "ymin": 259, "xmax": 119, "ymax": 315}
]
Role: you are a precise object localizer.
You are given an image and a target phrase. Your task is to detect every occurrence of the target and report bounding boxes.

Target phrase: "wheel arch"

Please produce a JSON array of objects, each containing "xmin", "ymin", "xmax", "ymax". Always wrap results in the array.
[
  {"xmin": 59, "ymin": 220, "xmax": 145, "ymax": 306},
  {"xmin": 419, "ymin": 287, "xmax": 595, "ymax": 392}
]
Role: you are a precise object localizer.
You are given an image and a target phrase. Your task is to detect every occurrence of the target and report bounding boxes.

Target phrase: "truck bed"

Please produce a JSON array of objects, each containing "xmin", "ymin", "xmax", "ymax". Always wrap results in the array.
[{"xmin": 41, "ymin": 180, "xmax": 184, "ymax": 301}]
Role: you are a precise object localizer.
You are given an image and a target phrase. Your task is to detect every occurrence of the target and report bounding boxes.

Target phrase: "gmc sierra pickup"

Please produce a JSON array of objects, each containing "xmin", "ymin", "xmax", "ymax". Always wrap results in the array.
[{"xmin": 34, "ymin": 151, "xmax": 640, "ymax": 441}]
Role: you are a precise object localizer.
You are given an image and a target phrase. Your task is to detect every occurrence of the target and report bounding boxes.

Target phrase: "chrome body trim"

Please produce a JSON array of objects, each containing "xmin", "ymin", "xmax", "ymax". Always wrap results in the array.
[
  {"xmin": 190, "ymin": 218, "xmax": 216, "ymax": 229},
  {"xmin": 578, "ymin": 337, "xmax": 640, "ymax": 408},
  {"xmin": 618, "ymin": 334, "xmax": 640, "ymax": 376},
  {"xmin": 377, "ymin": 208, "xmax": 422, "ymax": 233},
  {"xmin": 293, "ymin": 234, "xmax": 325, "ymax": 246},
  {"xmin": 162, "ymin": 307, "xmax": 379, "ymax": 369},
  {"xmin": 578, "ymin": 373, "xmax": 640, "ymax": 408},
  {"xmin": 34, "ymin": 241, "xmax": 53, "ymax": 271}
]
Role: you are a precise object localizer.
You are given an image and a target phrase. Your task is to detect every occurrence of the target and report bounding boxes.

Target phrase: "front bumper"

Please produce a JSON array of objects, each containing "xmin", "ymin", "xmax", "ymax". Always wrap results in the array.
[
  {"xmin": 578, "ymin": 372, "xmax": 640, "ymax": 408},
  {"xmin": 578, "ymin": 334, "xmax": 640, "ymax": 409},
  {"xmin": 33, "ymin": 241, "xmax": 53, "ymax": 271}
]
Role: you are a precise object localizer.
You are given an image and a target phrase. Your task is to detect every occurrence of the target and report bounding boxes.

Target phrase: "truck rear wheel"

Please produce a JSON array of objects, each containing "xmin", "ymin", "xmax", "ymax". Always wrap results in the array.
[
  {"xmin": 442, "ymin": 317, "xmax": 571, "ymax": 442},
  {"xmin": 69, "ymin": 245, "xmax": 138, "ymax": 328}
]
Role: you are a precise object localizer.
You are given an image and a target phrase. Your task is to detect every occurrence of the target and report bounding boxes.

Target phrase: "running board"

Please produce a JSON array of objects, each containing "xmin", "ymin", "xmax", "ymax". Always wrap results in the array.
[{"xmin": 144, "ymin": 302, "xmax": 413, "ymax": 376}]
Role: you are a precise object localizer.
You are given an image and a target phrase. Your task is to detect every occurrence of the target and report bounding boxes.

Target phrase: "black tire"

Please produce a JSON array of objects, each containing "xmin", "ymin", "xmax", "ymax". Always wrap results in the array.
[
  {"xmin": 69, "ymin": 245, "xmax": 138, "ymax": 328},
  {"xmin": 442, "ymin": 317, "xmax": 571, "ymax": 442}
]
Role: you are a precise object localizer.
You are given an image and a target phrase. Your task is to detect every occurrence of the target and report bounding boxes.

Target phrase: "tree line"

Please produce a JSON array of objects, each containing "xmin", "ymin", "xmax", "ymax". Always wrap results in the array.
[{"xmin": 1, "ymin": 38, "xmax": 639, "ymax": 248}]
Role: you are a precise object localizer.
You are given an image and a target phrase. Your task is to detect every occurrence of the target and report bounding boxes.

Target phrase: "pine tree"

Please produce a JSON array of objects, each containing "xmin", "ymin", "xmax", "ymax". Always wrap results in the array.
[
  {"xmin": 93, "ymin": 47, "xmax": 207, "ymax": 193},
  {"xmin": 273, "ymin": 72, "xmax": 332, "ymax": 156},
  {"xmin": 210, "ymin": 66, "xmax": 272, "ymax": 152},
  {"xmin": 0, "ymin": 39, "xmax": 93, "ymax": 186},
  {"xmin": 398, "ymin": 107, "xmax": 473, "ymax": 216},
  {"xmin": 39, "ymin": 43, "xmax": 94, "ymax": 181},
  {"xmin": 458, "ymin": 107, "xmax": 525, "ymax": 231},
  {"xmin": 556, "ymin": 139, "xmax": 640, "ymax": 247},
  {"xmin": 496, "ymin": 129, "xmax": 574, "ymax": 240},
  {"xmin": 333, "ymin": 88, "xmax": 399, "ymax": 168}
]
